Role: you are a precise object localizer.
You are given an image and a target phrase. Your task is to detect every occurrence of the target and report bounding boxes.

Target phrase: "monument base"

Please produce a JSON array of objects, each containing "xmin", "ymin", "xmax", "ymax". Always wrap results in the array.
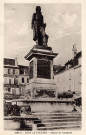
[
  {"xmin": 25, "ymin": 78, "xmax": 57, "ymax": 99},
  {"xmin": 25, "ymin": 45, "xmax": 58, "ymax": 99}
]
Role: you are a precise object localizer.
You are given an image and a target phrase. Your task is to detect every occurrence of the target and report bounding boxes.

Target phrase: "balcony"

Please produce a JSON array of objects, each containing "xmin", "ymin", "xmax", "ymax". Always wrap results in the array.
[{"xmin": 4, "ymin": 84, "xmax": 19, "ymax": 88}]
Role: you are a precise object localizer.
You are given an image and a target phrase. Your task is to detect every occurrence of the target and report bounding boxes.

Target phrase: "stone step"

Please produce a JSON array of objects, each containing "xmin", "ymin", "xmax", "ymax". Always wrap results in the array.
[
  {"xmin": 33, "ymin": 115, "xmax": 81, "ymax": 119},
  {"xmin": 32, "ymin": 112, "xmax": 81, "ymax": 118},
  {"xmin": 41, "ymin": 118, "xmax": 81, "ymax": 123},
  {"xmin": 33, "ymin": 112, "xmax": 81, "ymax": 124},
  {"xmin": 34, "ymin": 115, "xmax": 81, "ymax": 120},
  {"xmin": 4, "ymin": 116, "xmax": 38, "ymax": 120},
  {"xmin": 37, "ymin": 125, "xmax": 81, "ymax": 130},
  {"xmin": 32, "ymin": 112, "xmax": 81, "ymax": 115},
  {"xmin": 34, "ymin": 120, "xmax": 42, "ymax": 124},
  {"xmin": 37, "ymin": 121, "xmax": 81, "ymax": 127},
  {"xmin": 33, "ymin": 112, "xmax": 81, "ymax": 130},
  {"xmin": 34, "ymin": 117, "xmax": 81, "ymax": 124}
]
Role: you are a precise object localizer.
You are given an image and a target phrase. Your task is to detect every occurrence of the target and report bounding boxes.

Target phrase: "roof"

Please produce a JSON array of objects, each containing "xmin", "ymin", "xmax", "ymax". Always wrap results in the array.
[
  {"xmin": 18, "ymin": 65, "xmax": 29, "ymax": 68},
  {"xmin": 56, "ymin": 66, "xmax": 66, "ymax": 74},
  {"xmin": 54, "ymin": 65, "xmax": 64, "ymax": 74},
  {"xmin": 75, "ymin": 51, "xmax": 82, "ymax": 59},
  {"xmin": 4, "ymin": 58, "xmax": 15, "ymax": 66},
  {"xmin": 55, "ymin": 51, "xmax": 82, "ymax": 75}
]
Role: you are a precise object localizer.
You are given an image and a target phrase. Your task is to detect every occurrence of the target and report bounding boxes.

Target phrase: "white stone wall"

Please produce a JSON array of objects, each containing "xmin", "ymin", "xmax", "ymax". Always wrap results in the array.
[
  {"xmin": 54, "ymin": 66, "xmax": 81, "ymax": 95},
  {"xmin": 18, "ymin": 75, "xmax": 29, "ymax": 96},
  {"xmin": 74, "ymin": 66, "xmax": 81, "ymax": 94},
  {"xmin": 78, "ymin": 57, "xmax": 81, "ymax": 65},
  {"xmin": 4, "ymin": 67, "xmax": 19, "ymax": 95},
  {"xmin": 4, "ymin": 87, "xmax": 20, "ymax": 95},
  {"xmin": 4, "ymin": 68, "xmax": 8, "ymax": 74},
  {"xmin": 4, "ymin": 77, "xmax": 18, "ymax": 85},
  {"xmin": 18, "ymin": 75, "xmax": 29, "ymax": 85},
  {"xmin": 4, "ymin": 68, "xmax": 19, "ymax": 75}
]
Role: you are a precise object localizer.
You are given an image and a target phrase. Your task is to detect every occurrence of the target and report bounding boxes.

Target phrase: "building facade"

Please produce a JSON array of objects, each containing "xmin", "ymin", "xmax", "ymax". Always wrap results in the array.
[
  {"xmin": 54, "ymin": 51, "xmax": 82, "ymax": 97},
  {"xmin": 4, "ymin": 58, "xmax": 19, "ymax": 99},
  {"xmin": 18, "ymin": 65, "xmax": 29, "ymax": 98},
  {"xmin": 4, "ymin": 58, "xmax": 29, "ymax": 99}
]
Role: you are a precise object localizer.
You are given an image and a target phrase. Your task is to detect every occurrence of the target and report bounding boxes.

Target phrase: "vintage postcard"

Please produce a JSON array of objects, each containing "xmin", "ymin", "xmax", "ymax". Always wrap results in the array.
[{"xmin": 0, "ymin": 0, "xmax": 86, "ymax": 135}]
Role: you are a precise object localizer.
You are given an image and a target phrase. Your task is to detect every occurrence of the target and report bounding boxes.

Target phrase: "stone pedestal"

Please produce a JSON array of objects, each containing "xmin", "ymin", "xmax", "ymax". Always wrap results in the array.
[{"xmin": 25, "ymin": 45, "xmax": 58, "ymax": 99}]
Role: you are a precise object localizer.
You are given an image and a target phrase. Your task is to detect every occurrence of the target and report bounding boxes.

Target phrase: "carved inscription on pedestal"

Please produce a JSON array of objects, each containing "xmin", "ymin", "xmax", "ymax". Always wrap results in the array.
[{"xmin": 37, "ymin": 59, "xmax": 51, "ymax": 79}]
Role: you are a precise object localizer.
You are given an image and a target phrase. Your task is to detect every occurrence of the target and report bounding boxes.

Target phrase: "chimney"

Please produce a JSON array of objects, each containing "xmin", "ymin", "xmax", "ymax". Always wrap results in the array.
[
  {"xmin": 72, "ymin": 44, "xmax": 77, "ymax": 58},
  {"xmin": 15, "ymin": 55, "xmax": 18, "ymax": 66}
]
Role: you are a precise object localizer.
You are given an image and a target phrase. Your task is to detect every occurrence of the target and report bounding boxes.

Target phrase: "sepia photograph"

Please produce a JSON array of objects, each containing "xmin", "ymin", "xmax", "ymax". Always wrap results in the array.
[{"xmin": 3, "ymin": 2, "xmax": 82, "ymax": 132}]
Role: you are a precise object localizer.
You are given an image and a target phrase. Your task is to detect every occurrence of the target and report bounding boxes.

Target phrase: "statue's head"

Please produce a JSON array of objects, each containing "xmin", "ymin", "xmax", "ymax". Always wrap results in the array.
[{"xmin": 36, "ymin": 6, "xmax": 41, "ymax": 13}]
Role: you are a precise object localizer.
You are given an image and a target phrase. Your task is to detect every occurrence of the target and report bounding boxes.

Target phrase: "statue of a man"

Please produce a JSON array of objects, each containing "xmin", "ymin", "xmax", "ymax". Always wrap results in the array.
[{"xmin": 31, "ymin": 6, "xmax": 48, "ymax": 46}]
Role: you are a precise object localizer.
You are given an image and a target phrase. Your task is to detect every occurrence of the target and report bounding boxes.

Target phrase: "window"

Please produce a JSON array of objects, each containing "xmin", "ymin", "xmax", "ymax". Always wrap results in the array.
[
  {"xmin": 9, "ymin": 79, "xmax": 11, "ymax": 84},
  {"xmin": 27, "ymin": 78, "xmax": 29, "ymax": 83},
  {"xmin": 22, "ymin": 78, "xmax": 24, "ymax": 83},
  {"xmin": 8, "ymin": 88, "xmax": 11, "ymax": 92},
  {"xmin": 14, "ymin": 78, "xmax": 18, "ymax": 85},
  {"xmin": 13, "ymin": 69, "xmax": 15, "ymax": 74},
  {"xmin": 8, "ymin": 69, "xmax": 11, "ymax": 74},
  {"xmin": 16, "ymin": 70, "xmax": 18, "ymax": 75}
]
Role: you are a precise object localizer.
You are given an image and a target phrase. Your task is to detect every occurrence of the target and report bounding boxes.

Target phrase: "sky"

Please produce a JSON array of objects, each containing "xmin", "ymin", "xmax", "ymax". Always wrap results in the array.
[{"xmin": 4, "ymin": 3, "xmax": 81, "ymax": 66}]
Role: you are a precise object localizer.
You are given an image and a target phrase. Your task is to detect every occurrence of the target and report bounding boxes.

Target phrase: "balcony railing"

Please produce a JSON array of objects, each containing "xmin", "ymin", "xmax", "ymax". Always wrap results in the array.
[{"xmin": 4, "ymin": 84, "xmax": 19, "ymax": 88}]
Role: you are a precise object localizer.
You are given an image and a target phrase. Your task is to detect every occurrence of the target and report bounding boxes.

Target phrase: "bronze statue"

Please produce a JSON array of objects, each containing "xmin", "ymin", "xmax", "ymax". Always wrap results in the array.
[{"xmin": 31, "ymin": 6, "xmax": 49, "ymax": 46}]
